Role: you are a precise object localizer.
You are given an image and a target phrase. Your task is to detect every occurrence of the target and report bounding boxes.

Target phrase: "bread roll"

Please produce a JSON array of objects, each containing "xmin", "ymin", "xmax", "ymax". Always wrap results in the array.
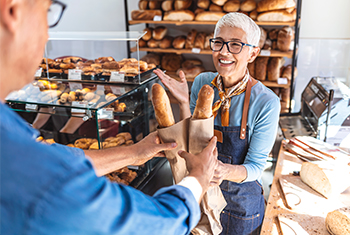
[
  {"xmin": 209, "ymin": 3, "xmax": 223, "ymax": 12},
  {"xmin": 249, "ymin": 10, "xmax": 258, "ymax": 20},
  {"xmin": 300, "ymin": 161, "xmax": 350, "ymax": 199},
  {"xmin": 159, "ymin": 36, "xmax": 174, "ymax": 49},
  {"xmin": 147, "ymin": 38, "xmax": 160, "ymax": 48},
  {"xmin": 193, "ymin": 85, "xmax": 214, "ymax": 119},
  {"xmin": 174, "ymin": 0, "xmax": 192, "ymax": 10},
  {"xmin": 281, "ymin": 64, "xmax": 297, "ymax": 80},
  {"xmin": 162, "ymin": 0, "xmax": 174, "ymax": 11},
  {"xmin": 247, "ymin": 61, "xmax": 255, "ymax": 77},
  {"xmin": 151, "ymin": 83, "xmax": 175, "ymax": 128},
  {"xmin": 197, "ymin": 0, "xmax": 210, "ymax": 9},
  {"xmin": 254, "ymin": 57, "xmax": 269, "ymax": 81},
  {"xmin": 172, "ymin": 35, "xmax": 187, "ymax": 49},
  {"xmin": 185, "ymin": 29, "xmax": 197, "ymax": 49},
  {"xmin": 153, "ymin": 26, "xmax": 167, "ymax": 40},
  {"xmin": 258, "ymin": 27, "xmax": 267, "ymax": 49},
  {"xmin": 240, "ymin": 0, "xmax": 256, "ymax": 12},
  {"xmin": 148, "ymin": 0, "xmax": 161, "ymax": 9},
  {"xmin": 194, "ymin": 32, "xmax": 206, "ymax": 49},
  {"xmin": 195, "ymin": 11, "xmax": 226, "ymax": 21},
  {"xmin": 178, "ymin": 65, "xmax": 205, "ymax": 80},
  {"xmin": 163, "ymin": 10, "xmax": 195, "ymax": 21},
  {"xmin": 161, "ymin": 53, "xmax": 183, "ymax": 72},
  {"xmin": 131, "ymin": 10, "xmax": 162, "ymax": 20},
  {"xmin": 194, "ymin": 8, "xmax": 205, "ymax": 15},
  {"xmin": 204, "ymin": 33, "xmax": 214, "ymax": 50},
  {"xmin": 257, "ymin": 10, "xmax": 295, "ymax": 22},
  {"xmin": 257, "ymin": 0, "xmax": 296, "ymax": 12},
  {"xmin": 138, "ymin": 38, "xmax": 147, "ymax": 47},
  {"xmin": 141, "ymin": 53, "xmax": 161, "ymax": 65},
  {"xmin": 277, "ymin": 26, "xmax": 294, "ymax": 51},
  {"xmin": 267, "ymin": 57, "xmax": 285, "ymax": 81},
  {"xmin": 212, "ymin": 0, "xmax": 228, "ymax": 6},
  {"xmin": 139, "ymin": 0, "xmax": 148, "ymax": 10},
  {"xmin": 142, "ymin": 27, "xmax": 153, "ymax": 41},
  {"xmin": 326, "ymin": 207, "xmax": 350, "ymax": 235},
  {"xmin": 223, "ymin": 0, "xmax": 240, "ymax": 12}
]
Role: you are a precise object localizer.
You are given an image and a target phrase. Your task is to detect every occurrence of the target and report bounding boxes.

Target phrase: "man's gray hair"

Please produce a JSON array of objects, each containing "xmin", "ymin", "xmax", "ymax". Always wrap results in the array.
[{"xmin": 214, "ymin": 12, "xmax": 261, "ymax": 47}]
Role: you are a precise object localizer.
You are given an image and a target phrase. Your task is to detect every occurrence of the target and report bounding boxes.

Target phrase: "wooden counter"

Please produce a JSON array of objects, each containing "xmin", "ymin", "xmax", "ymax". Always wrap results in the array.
[{"xmin": 261, "ymin": 141, "xmax": 350, "ymax": 234}]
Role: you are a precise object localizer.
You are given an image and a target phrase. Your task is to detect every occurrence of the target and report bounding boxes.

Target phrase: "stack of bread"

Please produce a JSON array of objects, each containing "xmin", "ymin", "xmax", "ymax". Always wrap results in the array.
[{"xmin": 256, "ymin": 0, "xmax": 297, "ymax": 22}]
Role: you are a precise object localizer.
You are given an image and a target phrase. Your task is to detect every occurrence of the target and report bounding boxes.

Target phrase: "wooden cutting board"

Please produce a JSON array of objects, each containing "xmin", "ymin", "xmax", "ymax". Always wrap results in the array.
[{"xmin": 277, "ymin": 214, "xmax": 329, "ymax": 235}]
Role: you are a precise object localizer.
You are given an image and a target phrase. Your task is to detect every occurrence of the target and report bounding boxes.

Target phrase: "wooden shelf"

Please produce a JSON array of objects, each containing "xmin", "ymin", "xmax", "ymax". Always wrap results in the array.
[
  {"xmin": 129, "ymin": 20, "xmax": 295, "ymax": 27},
  {"xmin": 131, "ymin": 47, "xmax": 293, "ymax": 58}
]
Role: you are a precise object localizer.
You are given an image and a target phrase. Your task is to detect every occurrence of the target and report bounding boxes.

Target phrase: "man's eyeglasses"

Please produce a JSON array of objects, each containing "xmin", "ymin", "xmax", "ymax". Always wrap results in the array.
[
  {"xmin": 48, "ymin": 0, "xmax": 67, "ymax": 28},
  {"xmin": 209, "ymin": 38, "xmax": 256, "ymax": 54}
]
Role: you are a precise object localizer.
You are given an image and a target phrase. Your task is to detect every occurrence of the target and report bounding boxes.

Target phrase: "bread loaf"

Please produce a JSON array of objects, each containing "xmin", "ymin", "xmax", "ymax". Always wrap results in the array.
[
  {"xmin": 281, "ymin": 64, "xmax": 298, "ymax": 80},
  {"xmin": 172, "ymin": 35, "xmax": 187, "ymax": 49},
  {"xmin": 138, "ymin": 38, "xmax": 147, "ymax": 47},
  {"xmin": 277, "ymin": 26, "xmax": 294, "ymax": 51},
  {"xmin": 267, "ymin": 57, "xmax": 285, "ymax": 81},
  {"xmin": 247, "ymin": 61, "xmax": 255, "ymax": 77},
  {"xmin": 212, "ymin": 0, "xmax": 228, "ymax": 6},
  {"xmin": 139, "ymin": 0, "xmax": 148, "ymax": 10},
  {"xmin": 223, "ymin": 0, "xmax": 240, "ymax": 12},
  {"xmin": 280, "ymin": 88, "xmax": 290, "ymax": 108},
  {"xmin": 178, "ymin": 65, "xmax": 205, "ymax": 80},
  {"xmin": 258, "ymin": 27, "xmax": 267, "ymax": 49},
  {"xmin": 194, "ymin": 32, "xmax": 206, "ymax": 49},
  {"xmin": 161, "ymin": 54, "xmax": 183, "ymax": 72},
  {"xmin": 148, "ymin": 0, "xmax": 161, "ymax": 9},
  {"xmin": 163, "ymin": 10, "xmax": 195, "ymax": 21},
  {"xmin": 151, "ymin": 83, "xmax": 175, "ymax": 128},
  {"xmin": 159, "ymin": 36, "xmax": 174, "ymax": 49},
  {"xmin": 209, "ymin": 3, "xmax": 223, "ymax": 12},
  {"xmin": 141, "ymin": 53, "xmax": 161, "ymax": 65},
  {"xmin": 271, "ymin": 40, "xmax": 278, "ymax": 50},
  {"xmin": 197, "ymin": 0, "xmax": 210, "ymax": 9},
  {"xmin": 185, "ymin": 29, "xmax": 197, "ymax": 49},
  {"xmin": 204, "ymin": 33, "xmax": 213, "ymax": 50},
  {"xmin": 254, "ymin": 57, "xmax": 269, "ymax": 81},
  {"xmin": 195, "ymin": 11, "xmax": 226, "ymax": 21},
  {"xmin": 147, "ymin": 38, "xmax": 160, "ymax": 48},
  {"xmin": 193, "ymin": 85, "xmax": 214, "ymax": 119},
  {"xmin": 240, "ymin": 0, "xmax": 256, "ymax": 12},
  {"xmin": 325, "ymin": 207, "xmax": 350, "ymax": 235},
  {"xmin": 131, "ymin": 10, "xmax": 162, "ymax": 20},
  {"xmin": 300, "ymin": 161, "xmax": 350, "ymax": 199},
  {"xmin": 257, "ymin": 0, "xmax": 296, "ymax": 12},
  {"xmin": 268, "ymin": 29, "xmax": 279, "ymax": 40},
  {"xmin": 257, "ymin": 10, "xmax": 295, "ymax": 22},
  {"xmin": 142, "ymin": 27, "xmax": 153, "ymax": 41},
  {"xmin": 162, "ymin": 0, "xmax": 174, "ymax": 11},
  {"xmin": 182, "ymin": 59, "xmax": 202, "ymax": 68},
  {"xmin": 249, "ymin": 10, "xmax": 258, "ymax": 20},
  {"xmin": 153, "ymin": 26, "xmax": 167, "ymax": 40},
  {"xmin": 174, "ymin": 0, "xmax": 192, "ymax": 10}
]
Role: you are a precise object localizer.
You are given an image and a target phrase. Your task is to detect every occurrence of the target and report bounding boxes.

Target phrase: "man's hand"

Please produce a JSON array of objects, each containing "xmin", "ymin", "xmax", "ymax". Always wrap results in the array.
[
  {"xmin": 178, "ymin": 136, "xmax": 218, "ymax": 193},
  {"xmin": 131, "ymin": 131, "xmax": 177, "ymax": 166}
]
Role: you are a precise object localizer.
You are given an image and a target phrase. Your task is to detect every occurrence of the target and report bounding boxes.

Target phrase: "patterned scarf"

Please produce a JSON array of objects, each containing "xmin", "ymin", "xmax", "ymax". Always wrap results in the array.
[{"xmin": 211, "ymin": 71, "xmax": 250, "ymax": 126}]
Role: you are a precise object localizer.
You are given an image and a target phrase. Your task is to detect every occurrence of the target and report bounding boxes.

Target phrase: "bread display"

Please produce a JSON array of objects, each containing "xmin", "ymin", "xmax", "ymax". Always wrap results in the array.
[
  {"xmin": 151, "ymin": 83, "xmax": 175, "ymax": 128},
  {"xmin": 325, "ymin": 207, "xmax": 350, "ymax": 235},
  {"xmin": 174, "ymin": 0, "xmax": 192, "ymax": 10},
  {"xmin": 163, "ymin": 10, "xmax": 195, "ymax": 21},
  {"xmin": 172, "ymin": 35, "xmax": 187, "ymax": 49},
  {"xmin": 195, "ymin": 11, "xmax": 226, "ymax": 21},
  {"xmin": 257, "ymin": 10, "xmax": 295, "ymax": 22},
  {"xmin": 277, "ymin": 26, "xmax": 294, "ymax": 51},
  {"xmin": 223, "ymin": 0, "xmax": 240, "ymax": 12},
  {"xmin": 257, "ymin": 0, "xmax": 296, "ymax": 12},
  {"xmin": 152, "ymin": 26, "xmax": 167, "ymax": 40},
  {"xmin": 254, "ymin": 57, "xmax": 269, "ymax": 81},
  {"xmin": 131, "ymin": 10, "xmax": 162, "ymax": 20},
  {"xmin": 193, "ymin": 85, "xmax": 214, "ymax": 119},
  {"xmin": 240, "ymin": 0, "xmax": 256, "ymax": 12},
  {"xmin": 267, "ymin": 57, "xmax": 285, "ymax": 81}
]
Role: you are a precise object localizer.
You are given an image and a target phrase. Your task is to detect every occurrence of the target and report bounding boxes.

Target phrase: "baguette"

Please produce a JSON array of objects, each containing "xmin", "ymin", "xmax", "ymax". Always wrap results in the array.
[
  {"xmin": 151, "ymin": 83, "xmax": 175, "ymax": 128},
  {"xmin": 193, "ymin": 85, "xmax": 214, "ymax": 119}
]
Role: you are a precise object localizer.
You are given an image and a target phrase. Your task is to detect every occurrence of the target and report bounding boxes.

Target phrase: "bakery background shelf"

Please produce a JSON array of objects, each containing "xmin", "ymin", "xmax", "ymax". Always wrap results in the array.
[
  {"xmin": 129, "ymin": 20, "xmax": 295, "ymax": 27},
  {"xmin": 131, "ymin": 47, "xmax": 293, "ymax": 58}
]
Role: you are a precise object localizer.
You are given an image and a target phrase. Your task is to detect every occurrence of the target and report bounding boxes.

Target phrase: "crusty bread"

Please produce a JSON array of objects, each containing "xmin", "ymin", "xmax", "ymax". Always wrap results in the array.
[
  {"xmin": 197, "ymin": 0, "xmax": 210, "ymax": 9},
  {"xmin": 131, "ymin": 10, "xmax": 162, "ymax": 20},
  {"xmin": 211, "ymin": 0, "xmax": 228, "ymax": 6},
  {"xmin": 194, "ymin": 32, "xmax": 206, "ymax": 49},
  {"xmin": 174, "ymin": 0, "xmax": 192, "ymax": 10},
  {"xmin": 182, "ymin": 59, "xmax": 203, "ymax": 68},
  {"xmin": 249, "ymin": 10, "xmax": 258, "ymax": 20},
  {"xmin": 254, "ymin": 57, "xmax": 269, "ymax": 81},
  {"xmin": 148, "ymin": 0, "xmax": 161, "ymax": 9},
  {"xmin": 162, "ymin": 0, "xmax": 174, "ymax": 11},
  {"xmin": 147, "ymin": 38, "xmax": 160, "ymax": 48},
  {"xmin": 257, "ymin": 0, "xmax": 296, "ymax": 12},
  {"xmin": 142, "ymin": 27, "xmax": 153, "ymax": 41},
  {"xmin": 268, "ymin": 29, "xmax": 279, "ymax": 40},
  {"xmin": 204, "ymin": 33, "xmax": 214, "ymax": 50},
  {"xmin": 172, "ymin": 35, "xmax": 187, "ymax": 49},
  {"xmin": 153, "ymin": 26, "xmax": 167, "ymax": 40},
  {"xmin": 267, "ymin": 57, "xmax": 285, "ymax": 81},
  {"xmin": 240, "ymin": 0, "xmax": 256, "ymax": 12},
  {"xmin": 223, "ymin": 0, "xmax": 240, "ymax": 12},
  {"xmin": 257, "ymin": 9, "xmax": 295, "ymax": 22},
  {"xmin": 161, "ymin": 53, "xmax": 183, "ymax": 72},
  {"xmin": 163, "ymin": 10, "xmax": 195, "ymax": 21},
  {"xmin": 185, "ymin": 29, "xmax": 197, "ymax": 49},
  {"xmin": 151, "ymin": 83, "xmax": 175, "ymax": 128},
  {"xmin": 277, "ymin": 26, "xmax": 294, "ymax": 52},
  {"xmin": 138, "ymin": 0, "xmax": 148, "ymax": 10},
  {"xmin": 209, "ymin": 3, "xmax": 223, "ymax": 12},
  {"xmin": 159, "ymin": 36, "xmax": 174, "ymax": 49},
  {"xmin": 195, "ymin": 11, "xmax": 226, "ymax": 21},
  {"xmin": 177, "ymin": 65, "xmax": 205, "ymax": 80},
  {"xmin": 193, "ymin": 85, "xmax": 214, "ymax": 119},
  {"xmin": 281, "ymin": 64, "xmax": 298, "ymax": 81},
  {"xmin": 326, "ymin": 207, "xmax": 350, "ymax": 235},
  {"xmin": 141, "ymin": 53, "xmax": 161, "ymax": 65}
]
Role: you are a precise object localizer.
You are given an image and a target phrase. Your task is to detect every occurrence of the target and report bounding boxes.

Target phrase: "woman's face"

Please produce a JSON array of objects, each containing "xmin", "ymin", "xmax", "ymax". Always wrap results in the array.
[{"xmin": 212, "ymin": 26, "xmax": 258, "ymax": 83}]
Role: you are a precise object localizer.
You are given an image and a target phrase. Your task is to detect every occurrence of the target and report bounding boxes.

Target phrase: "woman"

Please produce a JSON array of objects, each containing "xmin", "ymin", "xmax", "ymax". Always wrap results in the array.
[{"xmin": 154, "ymin": 12, "xmax": 280, "ymax": 235}]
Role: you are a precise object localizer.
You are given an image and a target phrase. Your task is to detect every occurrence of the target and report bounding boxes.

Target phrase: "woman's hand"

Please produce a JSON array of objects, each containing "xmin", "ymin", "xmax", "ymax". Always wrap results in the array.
[{"xmin": 211, "ymin": 160, "xmax": 230, "ymax": 186}]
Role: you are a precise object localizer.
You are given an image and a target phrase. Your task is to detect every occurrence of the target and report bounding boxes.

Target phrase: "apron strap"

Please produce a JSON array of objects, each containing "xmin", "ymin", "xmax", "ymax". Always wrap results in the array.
[{"xmin": 240, "ymin": 76, "xmax": 252, "ymax": 140}]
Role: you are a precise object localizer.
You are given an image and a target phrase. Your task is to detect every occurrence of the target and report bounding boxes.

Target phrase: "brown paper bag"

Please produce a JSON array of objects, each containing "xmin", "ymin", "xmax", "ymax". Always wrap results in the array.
[{"xmin": 157, "ymin": 116, "xmax": 226, "ymax": 235}]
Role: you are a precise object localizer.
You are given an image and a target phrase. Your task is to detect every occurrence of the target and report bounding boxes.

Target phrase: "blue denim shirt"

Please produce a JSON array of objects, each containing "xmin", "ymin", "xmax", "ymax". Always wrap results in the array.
[
  {"xmin": 190, "ymin": 72, "xmax": 280, "ymax": 183},
  {"xmin": 0, "ymin": 102, "xmax": 200, "ymax": 235}
]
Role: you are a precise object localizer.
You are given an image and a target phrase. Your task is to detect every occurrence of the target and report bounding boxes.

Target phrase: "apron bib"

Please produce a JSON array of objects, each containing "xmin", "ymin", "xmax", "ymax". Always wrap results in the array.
[{"xmin": 215, "ymin": 77, "xmax": 265, "ymax": 235}]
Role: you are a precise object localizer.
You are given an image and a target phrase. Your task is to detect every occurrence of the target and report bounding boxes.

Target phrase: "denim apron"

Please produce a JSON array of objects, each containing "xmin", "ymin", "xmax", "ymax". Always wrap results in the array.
[{"xmin": 215, "ymin": 77, "xmax": 265, "ymax": 235}]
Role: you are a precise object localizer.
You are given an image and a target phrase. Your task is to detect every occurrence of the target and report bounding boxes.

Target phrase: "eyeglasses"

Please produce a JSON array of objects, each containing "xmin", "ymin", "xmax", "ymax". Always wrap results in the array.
[
  {"xmin": 48, "ymin": 0, "xmax": 67, "ymax": 28},
  {"xmin": 209, "ymin": 38, "xmax": 256, "ymax": 54}
]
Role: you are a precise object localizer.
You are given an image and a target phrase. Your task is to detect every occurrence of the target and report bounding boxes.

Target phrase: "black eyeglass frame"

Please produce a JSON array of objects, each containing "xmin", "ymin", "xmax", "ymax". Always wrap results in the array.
[
  {"xmin": 209, "ymin": 38, "xmax": 256, "ymax": 54},
  {"xmin": 49, "ymin": 0, "xmax": 67, "ymax": 28}
]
